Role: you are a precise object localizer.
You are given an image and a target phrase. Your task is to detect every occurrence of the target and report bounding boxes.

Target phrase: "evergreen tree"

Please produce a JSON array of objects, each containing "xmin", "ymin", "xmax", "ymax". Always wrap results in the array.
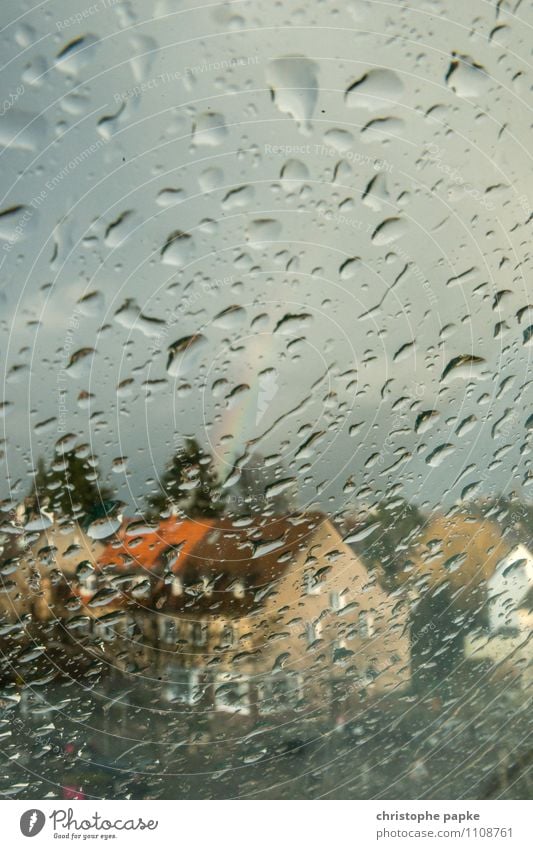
[
  {"xmin": 467, "ymin": 495, "xmax": 532, "ymax": 547},
  {"xmin": 26, "ymin": 451, "xmax": 112, "ymax": 520},
  {"xmin": 344, "ymin": 498, "xmax": 425, "ymax": 588},
  {"xmin": 147, "ymin": 438, "xmax": 225, "ymax": 518},
  {"xmin": 236, "ymin": 453, "xmax": 295, "ymax": 515}
]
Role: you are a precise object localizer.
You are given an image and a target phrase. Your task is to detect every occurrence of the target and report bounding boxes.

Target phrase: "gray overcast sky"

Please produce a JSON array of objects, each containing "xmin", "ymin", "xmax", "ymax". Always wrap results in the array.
[{"xmin": 1, "ymin": 0, "xmax": 531, "ymax": 515}]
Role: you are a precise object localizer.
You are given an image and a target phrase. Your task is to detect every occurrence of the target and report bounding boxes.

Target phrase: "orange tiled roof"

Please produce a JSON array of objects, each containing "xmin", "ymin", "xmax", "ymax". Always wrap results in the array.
[
  {"xmin": 98, "ymin": 516, "xmax": 215, "ymax": 572},
  {"xmin": 77, "ymin": 512, "xmax": 354, "ymax": 617}
]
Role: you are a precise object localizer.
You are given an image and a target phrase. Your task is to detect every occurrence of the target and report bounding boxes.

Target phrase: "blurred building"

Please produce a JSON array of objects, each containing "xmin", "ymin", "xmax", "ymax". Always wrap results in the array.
[
  {"xmin": 405, "ymin": 514, "xmax": 532, "ymax": 689},
  {"xmin": 465, "ymin": 543, "xmax": 533, "ymax": 689},
  {"xmin": 82, "ymin": 512, "xmax": 411, "ymax": 723}
]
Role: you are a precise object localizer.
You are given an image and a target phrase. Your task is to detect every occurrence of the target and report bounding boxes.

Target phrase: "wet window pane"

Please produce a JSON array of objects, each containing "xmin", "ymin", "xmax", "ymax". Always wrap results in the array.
[{"xmin": 0, "ymin": 0, "xmax": 531, "ymax": 801}]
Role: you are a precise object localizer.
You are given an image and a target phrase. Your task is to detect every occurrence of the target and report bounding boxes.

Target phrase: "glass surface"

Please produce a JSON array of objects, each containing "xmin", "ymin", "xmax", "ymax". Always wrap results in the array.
[{"xmin": 0, "ymin": 0, "xmax": 531, "ymax": 800}]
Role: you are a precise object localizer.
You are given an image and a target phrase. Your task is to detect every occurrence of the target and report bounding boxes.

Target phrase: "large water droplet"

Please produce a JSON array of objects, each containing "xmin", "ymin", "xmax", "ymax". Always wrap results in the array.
[
  {"xmin": 0, "ymin": 111, "xmax": 47, "ymax": 151},
  {"xmin": 161, "ymin": 230, "xmax": 195, "ymax": 267},
  {"xmin": 192, "ymin": 112, "xmax": 228, "ymax": 146},
  {"xmin": 266, "ymin": 56, "xmax": 318, "ymax": 134},
  {"xmin": 371, "ymin": 217, "xmax": 407, "ymax": 245},
  {"xmin": 441, "ymin": 355, "xmax": 487, "ymax": 381},
  {"xmin": 345, "ymin": 68, "xmax": 404, "ymax": 110},
  {"xmin": 167, "ymin": 334, "xmax": 208, "ymax": 377},
  {"xmin": 445, "ymin": 54, "xmax": 489, "ymax": 97},
  {"xmin": 55, "ymin": 35, "xmax": 99, "ymax": 76}
]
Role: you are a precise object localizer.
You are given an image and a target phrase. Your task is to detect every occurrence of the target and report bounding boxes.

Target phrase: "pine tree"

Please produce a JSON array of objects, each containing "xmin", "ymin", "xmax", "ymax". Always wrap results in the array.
[
  {"xmin": 344, "ymin": 499, "xmax": 425, "ymax": 588},
  {"xmin": 467, "ymin": 495, "xmax": 532, "ymax": 547},
  {"xmin": 236, "ymin": 453, "xmax": 295, "ymax": 515},
  {"xmin": 147, "ymin": 438, "xmax": 225, "ymax": 518}
]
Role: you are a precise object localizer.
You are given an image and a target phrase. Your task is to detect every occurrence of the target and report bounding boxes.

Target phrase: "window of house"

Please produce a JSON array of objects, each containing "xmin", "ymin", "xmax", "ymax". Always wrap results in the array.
[
  {"xmin": 94, "ymin": 621, "xmax": 115, "ymax": 642},
  {"xmin": 359, "ymin": 611, "xmax": 375, "ymax": 639},
  {"xmin": 191, "ymin": 622, "xmax": 208, "ymax": 646},
  {"xmin": 257, "ymin": 673, "xmax": 303, "ymax": 714},
  {"xmin": 214, "ymin": 675, "xmax": 250, "ymax": 715},
  {"xmin": 163, "ymin": 669, "xmax": 204, "ymax": 705},
  {"xmin": 159, "ymin": 617, "xmax": 177, "ymax": 643},
  {"xmin": 220, "ymin": 624, "xmax": 234, "ymax": 647},
  {"xmin": 306, "ymin": 620, "xmax": 323, "ymax": 645}
]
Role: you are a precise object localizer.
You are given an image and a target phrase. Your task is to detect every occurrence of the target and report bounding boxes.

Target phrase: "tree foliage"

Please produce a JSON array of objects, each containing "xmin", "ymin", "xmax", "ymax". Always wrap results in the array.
[
  {"xmin": 26, "ymin": 451, "xmax": 112, "ymax": 520},
  {"xmin": 344, "ymin": 499, "xmax": 425, "ymax": 587},
  {"xmin": 146, "ymin": 438, "xmax": 225, "ymax": 518},
  {"xmin": 234, "ymin": 453, "xmax": 296, "ymax": 515}
]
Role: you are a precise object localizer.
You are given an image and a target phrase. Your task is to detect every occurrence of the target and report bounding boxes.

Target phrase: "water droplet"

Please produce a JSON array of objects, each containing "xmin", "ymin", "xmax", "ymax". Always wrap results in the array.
[
  {"xmin": 105, "ymin": 210, "xmax": 137, "ymax": 248},
  {"xmin": 114, "ymin": 300, "xmax": 165, "ymax": 338},
  {"xmin": 280, "ymin": 159, "xmax": 309, "ymax": 192},
  {"xmin": 129, "ymin": 34, "xmax": 157, "ymax": 83},
  {"xmin": 415, "ymin": 410, "xmax": 439, "ymax": 434},
  {"xmin": 266, "ymin": 56, "xmax": 318, "ymax": 133},
  {"xmin": 393, "ymin": 340, "xmax": 415, "ymax": 362},
  {"xmin": 156, "ymin": 188, "xmax": 187, "ymax": 207},
  {"xmin": 441, "ymin": 355, "xmax": 487, "ymax": 381},
  {"xmin": 339, "ymin": 257, "xmax": 361, "ymax": 280},
  {"xmin": 222, "ymin": 185, "xmax": 254, "ymax": 210},
  {"xmin": 161, "ymin": 230, "xmax": 194, "ymax": 267},
  {"xmin": 55, "ymin": 35, "xmax": 99, "ymax": 76},
  {"xmin": 371, "ymin": 217, "xmax": 407, "ymax": 246},
  {"xmin": 323, "ymin": 128, "xmax": 354, "ymax": 152},
  {"xmin": 345, "ymin": 68, "xmax": 404, "ymax": 110},
  {"xmin": 77, "ymin": 291, "xmax": 105, "ymax": 318},
  {"xmin": 445, "ymin": 54, "xmax": 489, "ymax": 98},
  {"xmin": 213, "ymin": 305, "xmax": 247, "ymax": 329},
  {"xmin": 192, "ymin": 112, "xmax": 228, "ymax": 146},
  {"xmin": 274, "ymin": 313, "xmax": 313, "ymax": 335},
  {"xmin": 247, "ymin": 218, "xmax": 282, "ymax": 247},
  {"xmin": 65, "ymin": 348, "xmax": 96, "ymax": 378},
  {"xmin": 426, "ymin": 443, "xmax": 455, "ymax": 467},
  {"xmin": 0, "ymin": 111, "xmax": 47, "ymax": 151},
  {"xmin": 167, "ymin": 334, "xmax": 208, "ymax": 377},
  {"xmin": 0, "ymin": 205, "xmax": 37, "ymax": 243},
  {"xmin": 343, "ymin": 521, "xmax": 379, "ymax": 543},
  {"xmin": 198, "ymin": 167, "xmax": 224, "ymax": 192}
]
